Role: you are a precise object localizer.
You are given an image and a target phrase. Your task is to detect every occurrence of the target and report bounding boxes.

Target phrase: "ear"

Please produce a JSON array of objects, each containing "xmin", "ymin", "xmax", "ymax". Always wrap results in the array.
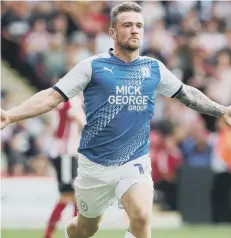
[{"xmin": 109, "ymin": 28, "xmax": 116, "ymax": 40}]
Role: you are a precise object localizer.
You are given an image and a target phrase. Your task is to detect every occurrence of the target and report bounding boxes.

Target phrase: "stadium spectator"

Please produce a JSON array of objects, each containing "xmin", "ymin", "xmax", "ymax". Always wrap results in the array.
[{"xmin": 180, "ymin": 119, "xmax": 212, "ymax": 167}]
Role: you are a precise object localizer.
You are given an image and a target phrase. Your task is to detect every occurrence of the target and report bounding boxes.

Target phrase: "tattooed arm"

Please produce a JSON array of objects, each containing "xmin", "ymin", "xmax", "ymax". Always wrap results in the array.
[
  {"xmin": 175, "ymin": 85, "xmax": 231, "ymax": 126},
  {"xmin": 155, "ymin": 60, "xmax": 231, "ymax": 126}
]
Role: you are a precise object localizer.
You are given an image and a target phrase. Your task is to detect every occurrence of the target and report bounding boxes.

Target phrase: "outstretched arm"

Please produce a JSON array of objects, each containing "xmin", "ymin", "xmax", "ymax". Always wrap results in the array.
[
  {"xmin": 155, "ymin": 60, "xmax": 231, "ymax": 126},
  {"xmin": 1, "ymin": 88, "xmax": 64, "ymax": 129},
  {"xmin": 1, "ymin": 56, "xmax": 93, "ymax": 130},
  {"xmin": 175, "ymin": 85, "xmax": 231, "ymax": 126}
]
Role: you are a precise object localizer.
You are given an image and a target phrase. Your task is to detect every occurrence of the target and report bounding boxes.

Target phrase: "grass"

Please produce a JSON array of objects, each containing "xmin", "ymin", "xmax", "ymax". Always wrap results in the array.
[{"xmin": 1, "ymin": 225, "xmax": 231, "ymax": 238}]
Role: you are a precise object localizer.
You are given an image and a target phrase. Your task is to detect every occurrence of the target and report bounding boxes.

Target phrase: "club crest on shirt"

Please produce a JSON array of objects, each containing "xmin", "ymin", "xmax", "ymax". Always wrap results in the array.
[{"xmin": 141, "ymin": 66, "xmax": 151, "ymax": 78}]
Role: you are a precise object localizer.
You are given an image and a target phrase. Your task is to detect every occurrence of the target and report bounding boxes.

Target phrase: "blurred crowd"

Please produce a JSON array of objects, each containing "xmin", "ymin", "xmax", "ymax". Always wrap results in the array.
[{"xmin": 1, "ymin": 1, "xmax": 231, "ymax": 217}]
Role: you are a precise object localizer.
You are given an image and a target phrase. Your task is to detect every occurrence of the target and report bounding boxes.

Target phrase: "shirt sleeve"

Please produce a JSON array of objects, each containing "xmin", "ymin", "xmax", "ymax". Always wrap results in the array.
[
  {"xmin": 156, "ymin": 60, "xmax": 183, "ymax": 98},
  {"xmin": 52, "ymin": 57, "xmax": 93, "ymax": 101}
]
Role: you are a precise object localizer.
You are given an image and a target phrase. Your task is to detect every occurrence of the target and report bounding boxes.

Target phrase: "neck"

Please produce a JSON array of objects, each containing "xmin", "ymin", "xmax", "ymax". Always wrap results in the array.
[{"xmin": 114, "ymin": 46, "xmax": 140, "ymax": 62}]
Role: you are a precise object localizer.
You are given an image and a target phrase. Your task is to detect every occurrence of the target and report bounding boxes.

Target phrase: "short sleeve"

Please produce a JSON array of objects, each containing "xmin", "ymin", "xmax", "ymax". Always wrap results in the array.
[
  {"xmin": 52, "ymin": 57, "xmax": 93, "ymax": 101},
  {"xmin": 156, "ymin": 61, "xmax": 183, "ymax": 98}
]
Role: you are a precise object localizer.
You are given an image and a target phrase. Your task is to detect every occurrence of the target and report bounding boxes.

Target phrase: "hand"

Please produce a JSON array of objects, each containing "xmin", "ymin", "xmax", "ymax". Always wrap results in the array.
[
  {"xmin": 1, "ymin": 109, "xmax": 10, "ymax": 130},
  {"xmin": 222, "ymin": 106, "xmax": 231, "ymax": 127}
]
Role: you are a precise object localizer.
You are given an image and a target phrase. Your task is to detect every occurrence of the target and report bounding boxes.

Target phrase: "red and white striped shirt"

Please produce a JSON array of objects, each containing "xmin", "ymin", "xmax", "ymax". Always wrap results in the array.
[{"xmin": 49, "ymin": 95, "xmax": 83, "ymax": 157}]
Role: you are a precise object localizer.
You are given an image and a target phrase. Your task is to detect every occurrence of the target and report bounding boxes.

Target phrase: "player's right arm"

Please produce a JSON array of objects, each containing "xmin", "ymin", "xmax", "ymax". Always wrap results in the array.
[
  {"xmin": 0, "ymin": 89, "xmax": 64, "ymax": 129},
  {"xmin": 1, "ymin": 57, "xmax": 93, "ymax": 130}
]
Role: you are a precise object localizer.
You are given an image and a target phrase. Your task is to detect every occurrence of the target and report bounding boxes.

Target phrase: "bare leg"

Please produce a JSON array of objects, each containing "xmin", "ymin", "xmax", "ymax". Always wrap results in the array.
[
  {"xmin": 121, "ymin": 183, "xmax": 153, "ymax": 238},
  {"xmin": 65, "ymin": 214, "xmax": 102, "ymax": 238}
]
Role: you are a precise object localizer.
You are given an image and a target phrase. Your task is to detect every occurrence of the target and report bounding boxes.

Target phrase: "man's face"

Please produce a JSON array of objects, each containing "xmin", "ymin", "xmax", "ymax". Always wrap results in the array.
[{"xmin": 112, "ymin": 11, "xmax": 144, "ymax": 51}]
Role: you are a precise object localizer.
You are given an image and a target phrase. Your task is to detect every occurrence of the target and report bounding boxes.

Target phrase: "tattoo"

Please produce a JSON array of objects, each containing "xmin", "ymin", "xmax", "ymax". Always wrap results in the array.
[{"xmin": 175, "ymin": 85, "xmax": 226, "ymax": 118}]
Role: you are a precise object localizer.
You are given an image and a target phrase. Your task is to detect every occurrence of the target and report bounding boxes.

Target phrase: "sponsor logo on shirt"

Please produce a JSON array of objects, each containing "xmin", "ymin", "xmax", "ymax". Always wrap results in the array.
[{"xmin": 108, "ymin": 86, "xmax": 148, "ymax": 111}]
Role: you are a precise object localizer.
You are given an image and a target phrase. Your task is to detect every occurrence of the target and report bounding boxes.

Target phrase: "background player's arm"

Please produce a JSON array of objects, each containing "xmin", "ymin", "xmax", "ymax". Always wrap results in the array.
[
  {"xmin": 69, "ymin": 110, "xmax": 86, "ymax": 128},
  {"xmin": 68, "ymin": 97, "xmax": 86, "ymax": 128},
  {"xmin": 5, "ymin": 88, "xmax": 64, "ymax": 124}
]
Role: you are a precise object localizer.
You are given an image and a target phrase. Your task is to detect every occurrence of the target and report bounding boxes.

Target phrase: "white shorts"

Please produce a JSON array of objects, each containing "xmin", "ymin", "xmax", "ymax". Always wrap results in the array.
[{"xmin": 74, "ymin": 154, "xmax": 154, "ymax": 218}]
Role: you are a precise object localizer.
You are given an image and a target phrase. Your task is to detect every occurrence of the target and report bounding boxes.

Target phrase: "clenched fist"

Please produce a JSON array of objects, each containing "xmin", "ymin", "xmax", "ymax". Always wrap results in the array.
[
  {"xmin": 222, "ymin": 106, "xmax": 231, "ymax": 127},
  {"xmin": 0, "ymin": 109, "xmax": 10, "ymax": 130}
]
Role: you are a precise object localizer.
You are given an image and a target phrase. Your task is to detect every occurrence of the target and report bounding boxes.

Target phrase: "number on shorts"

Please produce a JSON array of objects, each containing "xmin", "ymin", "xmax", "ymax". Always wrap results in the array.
[{"xmin": 134, "ymin": 163, "xmax": 144, "ymax": 174}]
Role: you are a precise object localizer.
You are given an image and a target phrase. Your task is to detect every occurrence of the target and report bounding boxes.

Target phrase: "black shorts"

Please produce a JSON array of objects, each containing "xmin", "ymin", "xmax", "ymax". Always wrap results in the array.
[{"xmin": 51, "ymin": 155, "xmax": 78, "ymax": 193}]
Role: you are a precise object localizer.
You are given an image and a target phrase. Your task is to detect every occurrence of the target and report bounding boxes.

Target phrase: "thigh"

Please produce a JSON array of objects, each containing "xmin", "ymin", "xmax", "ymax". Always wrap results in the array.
[
  {"xmin": 115, "ymin": 155, "xmax": 154, "ymax": 217},
  {"xmin": 77, "ymin": 213, "xmax": 102, "ymax": 230},
  {"xmin": 120, "ymin": 182, "xmax": 153, "ymax": 220},
  {"xmin": 74, "ymin": 173, "xmax": 115, "ymax": 218},
  {"xmin": 115, "ymin": 154, "xmax": 154, "ymax": 200},
  {"xmin": 60, "ymin": 192, "xmax": 76, "ymax": 203},
  {"xmin": 67, "ymin": 214, "xmax": 103, "ymax": 235}
]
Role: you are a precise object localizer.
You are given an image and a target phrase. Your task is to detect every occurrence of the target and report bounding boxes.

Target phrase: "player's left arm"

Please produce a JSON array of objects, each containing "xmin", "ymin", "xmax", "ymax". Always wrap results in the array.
[
  {"xmin": 175, "ymin": 85, "xmax": 231, "ymax": 126},
  {"xmin": 156, "ymin": 60, "xmax": 231, "ymax": 127}
]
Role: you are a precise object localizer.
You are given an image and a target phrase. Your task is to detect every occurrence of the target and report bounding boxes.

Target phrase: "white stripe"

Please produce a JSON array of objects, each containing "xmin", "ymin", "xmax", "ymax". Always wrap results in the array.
[
  {"xmin": 65, "ymin": 227, "xmax": 70, "ymax": 238},
  {"xmin": 61, "ymin": 155, "xmax": 72, "ymax": 184}
]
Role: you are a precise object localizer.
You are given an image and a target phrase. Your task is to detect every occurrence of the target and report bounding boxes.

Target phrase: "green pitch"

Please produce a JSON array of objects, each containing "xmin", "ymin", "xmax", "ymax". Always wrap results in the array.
[{"xmin": 1, "ymin": 226, "xmax": 231, "ymax": 238}]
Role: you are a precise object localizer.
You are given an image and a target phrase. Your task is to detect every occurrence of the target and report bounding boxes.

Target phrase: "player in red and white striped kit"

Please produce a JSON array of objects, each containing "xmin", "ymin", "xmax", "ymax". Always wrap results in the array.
[{"xmin": 44, "ymin": 94, "xmax": 85, "ymax": 238}]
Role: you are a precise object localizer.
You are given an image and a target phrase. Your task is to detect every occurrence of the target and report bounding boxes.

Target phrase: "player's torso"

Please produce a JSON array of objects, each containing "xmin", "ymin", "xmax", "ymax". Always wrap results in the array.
[
  {"xmin": 79, "ymin": 56, "xmax": 161, "ymax": 166},
  {"xmin": 84, "ymin": 57, "xmax": 160, "ymax": 116}
]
